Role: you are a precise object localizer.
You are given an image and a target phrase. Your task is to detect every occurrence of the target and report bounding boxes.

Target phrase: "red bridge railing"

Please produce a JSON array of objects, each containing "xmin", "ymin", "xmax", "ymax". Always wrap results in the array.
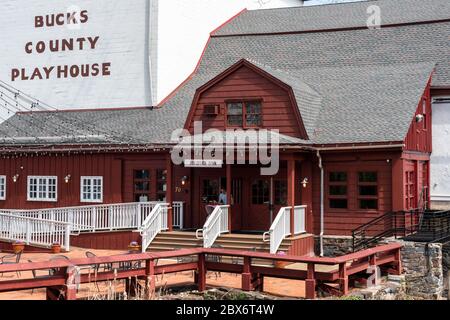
[{"xmin": 0, "ymin": 243, "xmax": 402, "ymax": 300}]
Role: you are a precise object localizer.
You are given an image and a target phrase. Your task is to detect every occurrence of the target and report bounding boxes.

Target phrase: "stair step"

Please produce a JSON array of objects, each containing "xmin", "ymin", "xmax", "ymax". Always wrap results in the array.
[{"xmin": 147, "ymin": 231, "xmax": 300, "ymax": 256}]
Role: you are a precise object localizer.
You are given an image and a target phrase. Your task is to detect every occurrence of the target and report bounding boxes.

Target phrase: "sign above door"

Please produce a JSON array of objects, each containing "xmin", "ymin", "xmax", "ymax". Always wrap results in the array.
[{"xmin": 184, "ymin": 159, "xmax": 223, "ymax": 168}]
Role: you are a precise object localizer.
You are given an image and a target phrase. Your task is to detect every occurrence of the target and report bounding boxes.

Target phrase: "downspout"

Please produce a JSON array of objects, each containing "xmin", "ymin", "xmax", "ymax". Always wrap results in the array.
[{"xmin": 316, "ymin": 150, "xmax": 324, "ymax": 257}]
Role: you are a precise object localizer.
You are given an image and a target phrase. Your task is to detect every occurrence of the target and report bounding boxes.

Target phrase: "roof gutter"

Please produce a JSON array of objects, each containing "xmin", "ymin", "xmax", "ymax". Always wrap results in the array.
[
  {"xmin": 305, "ymin": 143, "xmax": 405, "ymax": 152},
  {"xmin": 316, "ymin": 150, "xmax": 324, "ymax": 257}
]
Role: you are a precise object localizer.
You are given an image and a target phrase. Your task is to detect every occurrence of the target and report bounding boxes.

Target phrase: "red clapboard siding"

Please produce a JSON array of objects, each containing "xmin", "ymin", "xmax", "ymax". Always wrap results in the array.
[
  {"xmin": 188, "ymin": 65, "xmax": 304, "ymax": 138},
  {"xmin": 311, "ymin": 152, "xmax": 394, "ymax": 236},
  {"xmin": 287, "ymin": 234, "xmax": 315, "ymax": 256},
  {"xmin": 404, "ymin": 78, "xmax": 432, "ymax": 153},
  {"xmin": 0, "ymin": 152, "xmax": 168, "ymax": 210},
  {"xmin": 70, "ymin": 231, "xmax": 141, "ymax": 250}
]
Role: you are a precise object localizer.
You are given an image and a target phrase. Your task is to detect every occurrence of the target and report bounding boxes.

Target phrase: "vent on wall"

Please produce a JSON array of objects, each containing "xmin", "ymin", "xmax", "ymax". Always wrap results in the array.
[{"xmin": 203, "ymin": 105, "xmax": 220, "ymax": 115}]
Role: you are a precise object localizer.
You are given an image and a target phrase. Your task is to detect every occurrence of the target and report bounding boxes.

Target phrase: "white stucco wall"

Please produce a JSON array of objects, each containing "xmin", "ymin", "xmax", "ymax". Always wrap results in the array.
[
  {"xmin": 0, "ymin": 0, "xmax": 303, "ymax": 121},
  {"xmin": 431, "ymin": 102, "xmax": 450, "ymax": 203},
  {"xmin": 0, "ymin": 0, "xmax": 152, "ymax": 119}
]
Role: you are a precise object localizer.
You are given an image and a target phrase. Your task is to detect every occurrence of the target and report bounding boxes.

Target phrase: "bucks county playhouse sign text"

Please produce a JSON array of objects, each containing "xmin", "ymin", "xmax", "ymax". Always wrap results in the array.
[{"xmin": 11, "ymin": 9, "xmax": 111, "ymax": 82}]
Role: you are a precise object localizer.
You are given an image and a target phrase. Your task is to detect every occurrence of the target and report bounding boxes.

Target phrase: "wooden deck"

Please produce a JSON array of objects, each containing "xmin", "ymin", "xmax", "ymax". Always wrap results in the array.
[{"xmin": 0, "ymin": 243, "xmax": 402, "ymax": 300}]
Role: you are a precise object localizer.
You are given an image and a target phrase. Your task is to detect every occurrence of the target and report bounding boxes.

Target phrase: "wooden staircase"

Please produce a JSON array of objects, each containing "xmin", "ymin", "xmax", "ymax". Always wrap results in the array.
[
  {"xmin": 147, "ymin": 231, "xmax": 309, "ymax": 266},
  {"xmin": 147, "ymin": 231, "xmax": 203, "ymax": 251},
  {"xmin": 146, "ymin": 231, "xmax": 295, "ymax": 252}
]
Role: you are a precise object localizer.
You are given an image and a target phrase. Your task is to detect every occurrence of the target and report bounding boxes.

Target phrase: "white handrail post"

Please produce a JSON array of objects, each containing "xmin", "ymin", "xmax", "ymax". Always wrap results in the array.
[
  {"xmin": 180, "ymin": 202, "xmax": 184, "ymax": 229},
  {"xmin": 26, "ymin": 219, "xmax": 31, "ymax": 245},
  {"xmin": 68, "ymin": 209, "xmax": 74, "ymax": 232},
  {"xmin": 137, "ymin": 202, "xmax": 142, "ymax": 228},
  {"xmin": 50, "ymin": 210, "xmax": 55, "ymax": 233},
  {"xmin": 92, "ymin": 207, "xmax": 97, "ymax": 232},
  {"xmin": 108, "ymin": 206, "xmax": 113, "ymax": 231},
  {"xmin": 65, "ymin": 223, "xmax": 71, "ymax": 251}
]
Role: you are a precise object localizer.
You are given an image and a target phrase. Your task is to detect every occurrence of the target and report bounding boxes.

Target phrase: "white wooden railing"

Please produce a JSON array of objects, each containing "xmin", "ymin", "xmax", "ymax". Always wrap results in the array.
[
  {"xmin": 263, "ymin": 205, "xmax": 306, "ymax": 254},
  {"xmin": 0, "ymin": 213, "xmax": 71, "ymax": 251},
  {"xmin": 0, "ymin": 201, "xmax": 183, "ymax": 252},
  {"xmin": 140, "ymin": 203, "xmax": 169, "ymax": 252},
  {"xmin": 195, "ymin": 205, "xmax": 229, "ymax": 248},
  {"xmin": 172, "ymin": 201, "xmax": 184, "ymax": 229},
  {"xmin": 6, "ymin": 202, "xmax": 161, "ymax": 234},
  {"xmin": 294, "ymin": 205, "xmax": 306, "ymax": 235}
]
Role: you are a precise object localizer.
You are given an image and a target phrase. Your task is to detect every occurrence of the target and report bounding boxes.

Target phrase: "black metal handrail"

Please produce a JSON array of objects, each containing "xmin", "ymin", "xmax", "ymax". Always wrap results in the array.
[
  {"xmin": 352, "ymin": 209, "xmax": 423, "ymax": 252},
  {"xmin": 352, "ymin": 209, "xmax": 450, "ymax": 251}
]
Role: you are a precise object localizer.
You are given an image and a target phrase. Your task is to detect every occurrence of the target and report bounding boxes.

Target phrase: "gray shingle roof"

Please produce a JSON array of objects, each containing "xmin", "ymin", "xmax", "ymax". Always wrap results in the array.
[
  {"xmin": 0, "ymin": 0, "xmax": 448, "ymax": 147},
  {"xmin": 246, "ymin": 59, "xmax": 323, "ymax": 138},
  {"xmin": 214, "ymin": 0, "xmax": 450, "ymax": 36}
]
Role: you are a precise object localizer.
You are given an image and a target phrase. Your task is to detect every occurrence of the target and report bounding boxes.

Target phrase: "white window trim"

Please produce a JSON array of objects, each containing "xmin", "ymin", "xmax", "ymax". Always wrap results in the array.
[
  {"xmin": 0, "ymin": 175, "xmax": 6, "ymax": 200},
  {"xmin": 27, "ymin": 176, "xmax": 58, "ymax": 202},
  {"xmin": 80, "ymin": 176, "xmax": 103, "ymax": 203}
]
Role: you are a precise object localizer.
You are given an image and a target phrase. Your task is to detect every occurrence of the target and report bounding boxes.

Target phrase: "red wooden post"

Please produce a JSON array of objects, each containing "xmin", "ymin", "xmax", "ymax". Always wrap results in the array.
[
  {"xmin": 64, "ymin": 267, "xmax": 77, "ymax": 300},
  {"xmin": 197, "ymin": 253, "xmax": 206, "ymax": 291},
  {"xmin": 145, "ymin": 259, "xmax": 156, "ymax": 299},
  {"xmin": 338, "ymin": 262, "xmax": 348, "ymax": 296},
  {"xmin": 391, "ymin": 155, "xmax": 404, "ymax": 212},
  {"xmin": 166, "ymin": 155, "xmax": 173, "ymax": 231},
  {"xmin": 305, "ymin": 263, "xmax": 316, "ymax": 299},
  {"xmin": 241, "ymin": 256, "xmax": 252, "ymax": 291},
  {"xmin": 258, "ymin": 274, "xmax": 264, "ymax": 292},
  {"xmin": 300, "ymin": 160, "xmax": 313, "ymax": 233},
  {"xmin": 226, "ymin": 164, "xmax": 232, "ymax": 231},
  {"xmin": 287, "ymin": 158, "xmax": 296, "ymax": 236},
  {"xmin": 369, "ymin": 254, "xmax": 377, "ymax": 266}
]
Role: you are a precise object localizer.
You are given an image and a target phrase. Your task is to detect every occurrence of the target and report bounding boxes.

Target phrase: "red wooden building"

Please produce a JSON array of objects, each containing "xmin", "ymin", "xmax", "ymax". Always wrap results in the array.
[{"xmin": 0, "ymin": 0, "xmax": 448, "ymax": 253}]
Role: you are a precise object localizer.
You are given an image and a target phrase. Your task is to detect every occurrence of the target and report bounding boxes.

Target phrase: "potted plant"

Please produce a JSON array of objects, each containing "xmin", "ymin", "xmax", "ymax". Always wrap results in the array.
[
  {"xmin": 12, "ymin": 240, "xmax": 25, "ymax": 254},
  {"xmin": 274, "ymin": 251, "xmax": 290, "ymax": 268},
  {"xmin": 128, "ymin": 241, "xmax": 141, "ymax": 253},
  {"xmin": 51, "ymin": 242, "xmax": 62, "ymax": 254}
]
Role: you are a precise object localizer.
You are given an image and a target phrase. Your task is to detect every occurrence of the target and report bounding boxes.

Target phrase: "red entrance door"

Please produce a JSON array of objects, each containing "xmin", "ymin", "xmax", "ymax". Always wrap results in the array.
[
  {"xmin": 199, "ymin": 177, "xmax": 242, "ymax": 231},
  {"xmin": 243, "ymin": 179, "xmax": 271, "ymax": 231}
]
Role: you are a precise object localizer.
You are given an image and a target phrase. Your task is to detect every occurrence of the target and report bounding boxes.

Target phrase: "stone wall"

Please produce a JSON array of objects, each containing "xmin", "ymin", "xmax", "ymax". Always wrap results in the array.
[
  {"xmin": 314, "ymin": 236, "xmax": 353, "ymax": 257},
  {"xmin": 442, "ymin": 242, "xmax": 450, "ymax": 296},
  {"xmin": 316, "ymin": 235, "xmax": 446, "ymax": 299},
  {"xmin": 400, "ymin": 241, "xmax": 443, "ymax": 299}
]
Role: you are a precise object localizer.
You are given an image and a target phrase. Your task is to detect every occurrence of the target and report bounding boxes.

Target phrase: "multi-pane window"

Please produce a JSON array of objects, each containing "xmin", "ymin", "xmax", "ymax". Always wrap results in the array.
[
  {"xmin": 274, "ymin": 180, "xmax": 287, "ymax": 206},
  {"xmin": 227, "ymin": 101, "xmax": 262, "ymax": 127},
  {"xmin": 358, "ymin": 172, "xmax": 378, "ymax": 210},
  {"xmin": 245, "ymin": 101, "xmax": 262, "ymax": 126},
  {"xmin": 227, "ymin": 102, "xmax": 244, "ymax": 126},
  {"xmin": 27, "ymin": 176, "xmax": 57, "ymax": 201},
  {"xmin": 134, "ymin": 170, "xmax": 151, "ymax": 202},
  {"xmin": 405, "ymin": 171, "xmax": 416, "ymax": 209},
  {"xmin": 81, "ymin": 177, "xmax": 103, "ymax": 203},
  {"xmin": 0, "ymin": 176, "xmax": 6, "ymax": 200},
  {"xmin": 156, "ymin": 169, "xmax": 167, "ymax": 201},
  {"xmin": 328, "ymin": 172, "xmax": 348, "ymax": 209},
  {"xmin": 252, "ymin": 180, "xmax": 269, "ymax": 204}
]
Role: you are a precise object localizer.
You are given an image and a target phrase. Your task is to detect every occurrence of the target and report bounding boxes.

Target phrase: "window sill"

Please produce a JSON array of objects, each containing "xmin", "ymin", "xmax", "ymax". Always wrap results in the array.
[{"xmin": 80, "ymin": 200, "xmax": 104, "ymax": 204}]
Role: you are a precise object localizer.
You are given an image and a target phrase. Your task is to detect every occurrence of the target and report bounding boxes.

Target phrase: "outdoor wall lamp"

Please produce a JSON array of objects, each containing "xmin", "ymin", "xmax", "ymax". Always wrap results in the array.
[
  {"xmin": 64, "ymin": 174, "xmax": 71, "ymax": 183},
  {"xmin": 302, "ymin": 178, "xmax": 309, "ymax": 188},
  {"xmin": 181, "ymin": 176, "xmax": 189, "ymax": 186},
  {"xmin": 12, "ymin": 174, "xmax": 19, "ymax": 183}
]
